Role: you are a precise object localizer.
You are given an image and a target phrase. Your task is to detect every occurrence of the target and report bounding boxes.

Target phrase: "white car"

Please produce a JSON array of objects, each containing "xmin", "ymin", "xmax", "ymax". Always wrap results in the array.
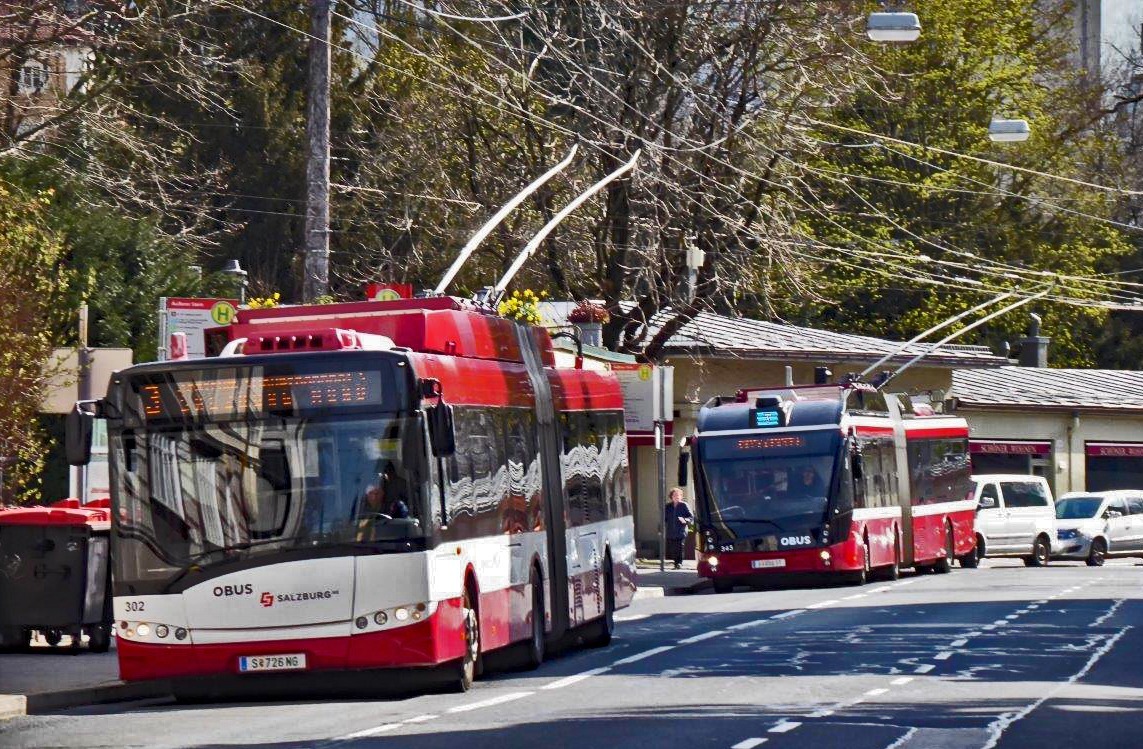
[
  {"xmin": 1054, "ymin": 491, "xmax": 1143, "ymax": 567},
  {"xmin": 970, "ymin": 474, "xmax": 1056, "ymax": 567}
]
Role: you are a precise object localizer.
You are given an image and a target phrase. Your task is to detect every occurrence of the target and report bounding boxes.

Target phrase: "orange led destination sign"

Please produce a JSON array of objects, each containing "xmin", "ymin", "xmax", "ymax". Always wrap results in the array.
[
  {"xmin": 737, "ymin": 436, "xmax": 806, "ymax": 450},
  {"xmin": 140, "ymin": 370, "xmax": 381, "ymax": 419}
]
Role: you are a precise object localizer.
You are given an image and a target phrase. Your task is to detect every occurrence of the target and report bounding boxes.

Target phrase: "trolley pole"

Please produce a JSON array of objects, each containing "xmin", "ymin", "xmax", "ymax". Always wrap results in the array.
[
  {"xmin": 656, "ymin": 419, "xmax": 666, "ymax": 572},
  {"xmin": 76, "ymin": 304, "xmax": 91, "ymax": 504}
]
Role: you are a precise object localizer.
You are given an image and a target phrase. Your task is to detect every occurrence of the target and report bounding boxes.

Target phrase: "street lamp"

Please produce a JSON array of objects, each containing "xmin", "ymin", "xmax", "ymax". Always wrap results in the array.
[
  {"xmin": 866, "ymin": 11, "xmax": 922, "ymax": 42},
  {"xmin": 221, "ymin": 259, "xmax": 248, "ymax": 303},
  {"xmin": 988, "ymin": 117, "xmax": 1031, "ymax": 142}
]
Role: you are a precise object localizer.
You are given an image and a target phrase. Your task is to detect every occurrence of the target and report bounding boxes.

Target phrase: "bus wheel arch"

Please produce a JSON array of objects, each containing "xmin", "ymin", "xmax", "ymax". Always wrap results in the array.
[{"xmin": 933, "ymin": 520, "xmax": 954, "ymax": 574}]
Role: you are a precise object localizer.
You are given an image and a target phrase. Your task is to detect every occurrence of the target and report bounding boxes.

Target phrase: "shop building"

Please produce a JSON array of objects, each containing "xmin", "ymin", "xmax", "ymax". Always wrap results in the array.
[{"xmin": 950, "ymin": 367, "xmax": 1143, "ymax": 497}]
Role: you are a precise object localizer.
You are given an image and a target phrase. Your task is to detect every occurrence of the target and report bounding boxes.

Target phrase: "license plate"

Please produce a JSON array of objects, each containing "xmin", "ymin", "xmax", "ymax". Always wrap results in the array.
[
  {"xmin": 238, "ymin": 653, "xmax": 306, "ymax": 673},
  {"xmin": 752, "ymin": 558, "xmax": 786, "ymax": 569}
]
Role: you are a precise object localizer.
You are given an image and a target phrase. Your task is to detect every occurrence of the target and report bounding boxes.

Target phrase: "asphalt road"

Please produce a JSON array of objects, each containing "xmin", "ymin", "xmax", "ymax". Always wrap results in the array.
[{"xmin": 2, "ymin": 557, "xmax": 1141, "ymax": 749}]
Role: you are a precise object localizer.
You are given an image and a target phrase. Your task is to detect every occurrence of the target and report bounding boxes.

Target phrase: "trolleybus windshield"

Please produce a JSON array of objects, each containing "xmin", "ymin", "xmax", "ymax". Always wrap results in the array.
[
  {"xmin": 109, "ymin": 358, "xmax": 426, "ymax": 594},
  {"xmin": 697, "ymin": 429, "xmax": 841, "ymax": 539}
]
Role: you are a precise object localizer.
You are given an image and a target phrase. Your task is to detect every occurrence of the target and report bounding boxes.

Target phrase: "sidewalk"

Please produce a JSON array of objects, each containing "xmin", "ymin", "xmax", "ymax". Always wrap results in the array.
[
  {"xmin": 0, "ymin": 635, "xmax": 169, "ymax": 719},
  {"xmin": 634, "ymin": 559, "xmax": 709, "ymax": 598}
]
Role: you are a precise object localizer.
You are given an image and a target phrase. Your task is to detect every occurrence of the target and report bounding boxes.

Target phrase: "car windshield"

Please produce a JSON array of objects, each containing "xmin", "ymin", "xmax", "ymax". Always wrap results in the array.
[
  {"xmin": 1056, "ymin": 497, "xmax": 1105, "ymax": 519},
  {"xmin": 697, "ymin": 429, "xmax": 840, "ymax": 538}
]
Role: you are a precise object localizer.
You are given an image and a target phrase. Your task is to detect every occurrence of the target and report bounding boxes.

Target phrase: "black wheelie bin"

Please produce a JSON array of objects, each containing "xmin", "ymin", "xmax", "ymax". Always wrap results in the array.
[{"xmin": 0, "ymin": 499, "xmax": 113, "ymax": 651}]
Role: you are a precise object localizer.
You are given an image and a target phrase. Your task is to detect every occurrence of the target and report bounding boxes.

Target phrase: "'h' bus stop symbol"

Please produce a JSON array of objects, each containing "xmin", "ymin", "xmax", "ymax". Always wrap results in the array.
[{"xmin": 210, "ymin": 301, "xmax": 237, "ymax": 326}]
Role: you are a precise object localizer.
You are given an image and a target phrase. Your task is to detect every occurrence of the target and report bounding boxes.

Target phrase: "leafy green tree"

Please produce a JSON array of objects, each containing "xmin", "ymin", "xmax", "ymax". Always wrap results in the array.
[
  {"xmin": 0, "ymin": 180, "xmax": 72, "ymax": 504},
  {"xmin": 791, "ymin": 0, "xmax": 1132, "ymax": 366}
]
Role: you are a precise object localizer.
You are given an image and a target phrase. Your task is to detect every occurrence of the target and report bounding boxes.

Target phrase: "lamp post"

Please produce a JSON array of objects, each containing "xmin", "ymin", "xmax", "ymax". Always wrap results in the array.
[{"xmin": 221, "ymin": 259, "xmax": 248, "ymax": 303}]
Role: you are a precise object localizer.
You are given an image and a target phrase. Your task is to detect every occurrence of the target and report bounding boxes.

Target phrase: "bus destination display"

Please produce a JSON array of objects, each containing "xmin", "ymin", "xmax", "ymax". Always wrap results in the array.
[
  {"xmin": 752, "ymin": 410, "xmax": 781, "ymax": 428},
  {"xmin": 139, "ymin": 370, "xmax": 383, "ymax": 419}
]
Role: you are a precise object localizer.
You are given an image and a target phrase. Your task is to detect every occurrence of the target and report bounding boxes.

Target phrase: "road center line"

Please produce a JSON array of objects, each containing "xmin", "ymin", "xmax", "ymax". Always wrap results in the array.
[
  {"xmin": 679, "ymin": 630, "xmax": 726, "ymax": 644},
  {"xmin": 336, "ymin": 724, "xmax": 400, "ymax": 740},
  {"xmin": 914, "ymin": 663, "xmax": 935, "ymax": 674},
  {"xmin": 806, "ymin": 600, "xmax": 840, "ymax": 610},
  {"xmin": 890, "ymin": 676, "xmax": 914, "ymax": 686},
  {"xmin": 865, "ymin": 688, "xmax": 889, "ymax": 696},
  {"xmin": 403, "ymin": 714, "xmax": 437, "ymax": 724},
  {"xmin": 950, "ymin": 639, "xmax": 968, "ymax": 647},
  {"xmin": 542, "ymin": 667, "xmax": 611, "ymax": 690},
  {"xmin": 771, "ymin": 609, "xmax": 805, "ymax": 620},
  {"xmin": 727, "ymin": 618, "xmax": 771, "ymax": 631},
  {"xmin": 769, "ymin": 721, "xmax": 802, "ymax": 733},
  {"xmin": 731, "ymin": 739, "xmax": 768, "ymax": 749},
  {"xmin": 612, "ymin": 646, "xmax": 676, "ymax": 665},
  {"xmin": 447, "ymin": 692, "xmax": 533, "ymax": 713}
]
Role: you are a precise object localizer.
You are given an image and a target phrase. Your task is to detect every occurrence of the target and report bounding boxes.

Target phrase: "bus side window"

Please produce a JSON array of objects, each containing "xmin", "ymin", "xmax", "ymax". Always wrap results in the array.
[{"xmin": 852, "ymin": 441, "xmax": 867, "ymax": 509}]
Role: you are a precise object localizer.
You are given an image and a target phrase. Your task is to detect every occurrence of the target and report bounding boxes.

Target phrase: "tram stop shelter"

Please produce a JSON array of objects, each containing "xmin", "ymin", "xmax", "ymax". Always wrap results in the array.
[
  {"xmin": 949, "ymin": 367, "xmax": 1143, "ymax": 499},
  {"xmin": 545, "ymin": 304, "xmax": 1008, "ymax": 556}
]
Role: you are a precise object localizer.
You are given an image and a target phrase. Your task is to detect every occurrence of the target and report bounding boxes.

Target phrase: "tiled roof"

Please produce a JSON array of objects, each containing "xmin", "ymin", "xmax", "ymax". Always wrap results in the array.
[
  {"xmin": 952, "ymin": 367, "xmax": 1143, "ymax": 411},
  {"xmin": 540, "ymin": 302, "xmax": 1006, "ymax": 368}
]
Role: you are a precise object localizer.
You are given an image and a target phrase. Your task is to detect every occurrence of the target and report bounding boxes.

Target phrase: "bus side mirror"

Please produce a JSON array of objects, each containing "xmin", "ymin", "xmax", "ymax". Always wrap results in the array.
[
  {"xmin": 66, "ymin": 403, "xmax": 95, "ymax": 466},
  {"xmin": 428, "ymin": 403, "xmax": 456, "ymax": 457},
  {"xmin": 677, "ymin": 452, "xmax": 689, "ymax": 487}
]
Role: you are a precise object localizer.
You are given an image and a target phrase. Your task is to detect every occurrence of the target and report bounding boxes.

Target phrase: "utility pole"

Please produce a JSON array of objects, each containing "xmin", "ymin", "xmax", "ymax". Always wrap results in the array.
[
  {"xmin": 76, "ymin": 304, "xmax": 91, "ymax": 503},
  {"xmin": 303, "ymin": 0, "xmax": 331, "ymax": 302}
]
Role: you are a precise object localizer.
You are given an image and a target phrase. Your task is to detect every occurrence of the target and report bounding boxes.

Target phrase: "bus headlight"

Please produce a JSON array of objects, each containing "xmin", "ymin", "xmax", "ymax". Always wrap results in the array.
[
  {"xmin": 154, "ymin": 624, "xmax": 169, "ymax": 639},
  {"xmin": 394, "ymin": 607, "xmax": 410, "ymax": 622},
  {"xmin": 707, "ymin": 556, "xmax": 719, "ymax": 568},
  {"xmin": 136, "ymin": 623, "xmax": 151, "ymax": 637}
]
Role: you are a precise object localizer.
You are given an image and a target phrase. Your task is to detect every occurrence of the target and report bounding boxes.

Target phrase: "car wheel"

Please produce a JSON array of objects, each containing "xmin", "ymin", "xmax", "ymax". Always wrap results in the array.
[
  {"xmin": 1086, "ymin": 538, "xmax": 1107, "ymax": 567},
  {"xmin": 959, "ymin": 536, "xmax": 982, "ymax": 568},
  {"xmin": 1026, "ymin": 535, "xmax": 1050, "ymax": 567}
]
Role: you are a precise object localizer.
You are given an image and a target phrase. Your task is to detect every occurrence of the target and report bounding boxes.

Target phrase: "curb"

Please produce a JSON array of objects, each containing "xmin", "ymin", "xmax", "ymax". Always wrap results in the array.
[{"xmin": 1, "ymin": 680, "xmax": 172, "ymax": 719}]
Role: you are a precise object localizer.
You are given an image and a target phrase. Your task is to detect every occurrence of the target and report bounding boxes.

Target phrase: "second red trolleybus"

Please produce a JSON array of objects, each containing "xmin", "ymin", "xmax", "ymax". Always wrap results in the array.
[
  {"xmin": 67, "ymin": 297, "xmax": 635, "ymax": 693},
  {"xmin": 681, "ymin": 381, "xmax": 975, "ymax": 592}
]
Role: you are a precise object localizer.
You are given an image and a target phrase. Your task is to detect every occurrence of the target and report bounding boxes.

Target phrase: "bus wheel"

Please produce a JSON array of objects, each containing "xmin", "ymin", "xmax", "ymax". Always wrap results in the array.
[
  {"xmin": 713, "ymin": 579, "xmax": 734, "ymax": 594},
  {"xmin": 87, "ymin": 623, "xmax": 111, "ymax": 653},
  {"xmin": 452, "ymin": 588, "xmax": 480, "ymax": 693},
  {"xmin": 934, "ymin": 525, "xmax": 954, "ymax": 574},
  {"xmin": 959, "ymin": 538, "xmax": 982, "ymax": 569},
  {"xmin": 880, "ymin": 534, "xmax": 901, "ymax": 581},
  {"xmin": 851, "ymin": 540, "xmax": 870, "ymax": 586},
  {"xmin": 523, "ymin": 567, "xmax": 546, "ymax": 670},
  {"xmin": 585, "ymin": 557, "xmax": 615, "ymax": 648},
  {"xmin": 45, "ymin": 629, "xmax": 63, "ymax": 647}
]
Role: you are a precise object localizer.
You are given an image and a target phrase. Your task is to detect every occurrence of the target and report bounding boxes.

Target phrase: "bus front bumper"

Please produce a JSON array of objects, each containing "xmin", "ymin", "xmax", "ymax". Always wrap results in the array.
[{"xmin": 697, "ymin": 541, "xmax": 861, "ymax": 579}]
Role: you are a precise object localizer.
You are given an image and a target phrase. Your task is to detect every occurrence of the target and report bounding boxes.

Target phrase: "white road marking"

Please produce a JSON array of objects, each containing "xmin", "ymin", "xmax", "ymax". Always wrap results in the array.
[
  {"xmin": 809, "ymin": 708, "xmax": 836, "ymax": 718},
  {"xmin": 1034, "ymin": 600, "xmax": 1048, "ymax": 605},
  {"xmin": 982, "ymin": 627, "xmax": 1131, "ymax": 749},
  {"xmin": 868, "ymin": 586, "xmax": 892, "ymax": 593},
  {"xmin": 865, "ymin": 688, "xmax": 889, "ymax": 696},
  {"xmin": 771, "ymin": 610, "xmax": 805, "ymax": 620},
  {"xmin": 679, "ymin": 630, "xmax": 726, "ymax": 644},
  {"xmin": 890, "ymin": 677, "xmax": 914, "ymax": 686},
  {"xmin": 914, "ymin": 664, "xmax": 935, "ymax": 674},
  {"xmin": 615, "ymin": 613, "xmax": 651, "ymax": 622},
  {"xmin": 883, "ymin": 727, "xmax": 919, "ymax": 749},
  {"xmin": 769, "ymin": 721, "xmax": 802, "ymax": 733},
  {"xmin": 1027, "ymin": 604, "xmax": 1039, "ymax": 609},
  {"xmin": 982, "ymin": 624, "xmax": 997, "ymax": 631},
  {"xmin": 806, "ymin": 600, "xmax": 839, "ymax": 610},
  {"xmin": 964, "ymin": 631, "xmax": 982, "ymax": 637},
  {"xmin": 950, "ymin": 639, "xmax": 968, "ymax": 647},
  {"xmin": 447, "ymin": 692, "xmax": 533, "ymax": 713},
  {"xmin": 1091, "ymin": 599, "xmax": 1125, "ymax": 628},
  {"xmin": 934, "ymin": 651, "xmax": 953, "ymax": 661},
  {"xmin": 337, "ymin": 724, "xmax": 400, "ymax": 740},
  {"xmin": 1005, "ymin": 614, "xmax": 1019, "ymax": 620},
  {"xmin": 731, "ymin": 739, "xmax": 769, "ymax": 749},
  {"xmin": 993, "ymin": 619, "xmax": 1009, "ymax": 625},
  {"xmin": 842, "ymin": 593, "xmax": 867, "ymax": 600},
  {"xmin": 612, "ymin": 646, "xmax": 676, "ymax": 665},
  {"xmin": 542, "ymin": 667, "xmax": 611, "ymax": 690},
  {"xmin": 727, "ymin": 618, "xmax": 770, "ymax": 631},
  {"xmin": 403, "ymin": 714, "xmax": 437, "ymax": 724}
]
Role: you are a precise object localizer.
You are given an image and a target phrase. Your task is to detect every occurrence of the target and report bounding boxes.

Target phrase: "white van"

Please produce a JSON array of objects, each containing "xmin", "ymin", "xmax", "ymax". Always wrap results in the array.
[
  {"xmin": 1054, "ymin": 491, "xmax": 1143, "ymax": 566},
  {"xmin": 970, "ymin": 475, "xmax": 1056, "ymax": 566}
]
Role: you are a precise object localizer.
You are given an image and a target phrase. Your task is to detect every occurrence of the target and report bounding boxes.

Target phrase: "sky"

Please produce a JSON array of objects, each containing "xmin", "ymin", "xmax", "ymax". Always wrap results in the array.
[{"xmin": 1103, "ymin": 0, "xmax": 1140, "ymax": 69}]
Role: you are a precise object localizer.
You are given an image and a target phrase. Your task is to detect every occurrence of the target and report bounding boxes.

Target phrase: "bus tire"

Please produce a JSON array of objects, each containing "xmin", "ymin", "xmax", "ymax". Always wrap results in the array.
[
  {"xmin": 452, "ymin": 586, "xmax": 480, "ymax": 693},
  {"xmin": 851, "ymin": 540, "xmax": 870, "ymax": 586},
  {"xmin": 713, "ymin": 579, "xmax": 734, "ymax": 594},
  {"xmin": 880, "ymin": 532, "xmax": 901, "ymax": 581},
  {"xmin": 523, "ymin": 566, "xmax": 546, "ymax": 670},
  {"xmin": 933, "ymin": 524, "xmax": 954, "ymax": 574},
  {"xmin": 87, "ymin": 624, "xmax": 111, "ymax": 653},
  {"xmin": 584, "ymin": 555, "xmax": 615, "ymax": 648}
]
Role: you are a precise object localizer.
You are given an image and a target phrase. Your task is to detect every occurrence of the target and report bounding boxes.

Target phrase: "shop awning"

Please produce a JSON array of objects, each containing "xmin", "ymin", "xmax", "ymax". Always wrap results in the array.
[{"xmin": 1086, "ymin": 442, "xmax": 1143, "ymax": 457}]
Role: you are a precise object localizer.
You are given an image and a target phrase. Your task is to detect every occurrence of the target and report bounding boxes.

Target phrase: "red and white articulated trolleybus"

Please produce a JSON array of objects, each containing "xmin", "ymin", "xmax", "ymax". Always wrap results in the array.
[
  {"xmin": 680, "ymin": 382, "xmax": 975, "ymax": 592},
  {"xmin": 66, "ymin": 297, "xmax": 635, "ymax": 692}
]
